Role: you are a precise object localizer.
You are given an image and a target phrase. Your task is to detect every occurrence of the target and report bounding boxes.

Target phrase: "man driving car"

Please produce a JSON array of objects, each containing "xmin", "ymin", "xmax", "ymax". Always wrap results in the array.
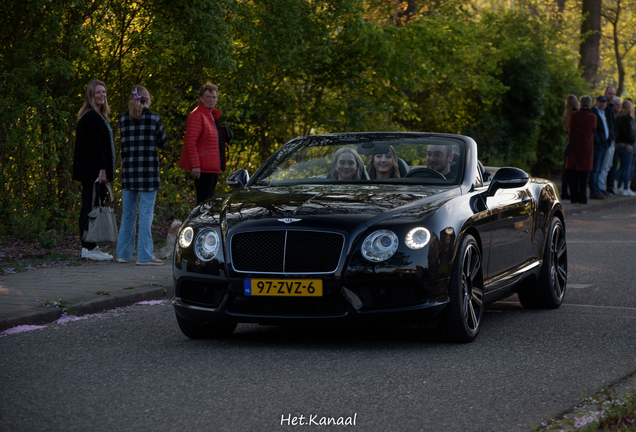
[{"xmin": 426, "ymin": 144, "xmax": 454, "ymax": 177}]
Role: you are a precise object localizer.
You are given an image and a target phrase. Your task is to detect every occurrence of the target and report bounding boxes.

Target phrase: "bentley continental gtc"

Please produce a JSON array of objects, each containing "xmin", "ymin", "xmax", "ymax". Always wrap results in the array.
[{"xmin": 172, "ymin": 132, "xmax": 567, "ymax": 343}]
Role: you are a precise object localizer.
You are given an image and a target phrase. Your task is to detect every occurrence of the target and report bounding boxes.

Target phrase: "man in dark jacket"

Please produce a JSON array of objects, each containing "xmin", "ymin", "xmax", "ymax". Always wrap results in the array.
[
  {"xmin": 589, "ymin": 95, "xmax": 611, "ymax": 199},
  {"xmin": 599, "ymin": 87, "xmax": 617, "ymax": 195}
]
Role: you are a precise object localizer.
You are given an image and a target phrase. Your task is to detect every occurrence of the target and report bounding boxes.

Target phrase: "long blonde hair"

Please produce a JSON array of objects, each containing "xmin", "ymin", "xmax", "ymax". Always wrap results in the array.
[
  {"xmin": 328, "ymin": 147, "xmax": 365, "ymax": 180},
  {"xmin": 77, "ymin": 79, "xmax": 110, "ymax": 121},
  {"xmin": 129, "ymin": 85, "xmax": 151, "ymax": 122},
  {"xmin": 562, "ymin": 94, "xmax": 579, "ymax": 131},
  {"xmin": 619, "ymin": 100, "xmax": 635, "ymax": 118}
]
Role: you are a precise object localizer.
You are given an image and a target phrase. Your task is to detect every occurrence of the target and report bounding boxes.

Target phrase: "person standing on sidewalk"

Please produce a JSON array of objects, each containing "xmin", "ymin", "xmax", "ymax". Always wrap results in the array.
[
  {"xmin": 72, "ymin": 79, "xmax": 115, "ymax": 261},
  {"xmin": 614, "ymin": 100, "xmax": 636, "ymax": 196},
  {"xmin": 115, "ymin": 86, "xmax": 168, "ymax": 266},
  {"xmin": 589, "ymin": 95, "xmax": 612, "ymax": 200},
  {"xmin": 561, "ymin": 94, "xmax": 579, "ymax": 200},
  {"xmin": 599, "ymin": 87, "xmax": 617, "ymax": 196},
  {"xmin": 566, "ymin": 95, "xmax": 596, "ymax": 204},
  {"xmin": 178, "ymin": 83, "xmax": 229, "ymax": 205}
]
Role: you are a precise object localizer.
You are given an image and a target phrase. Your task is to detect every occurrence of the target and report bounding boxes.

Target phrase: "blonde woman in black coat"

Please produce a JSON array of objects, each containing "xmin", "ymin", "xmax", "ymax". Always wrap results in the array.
[{"xmin": 72, "ymin": 79, "xmax": 115, "ymax": 261}]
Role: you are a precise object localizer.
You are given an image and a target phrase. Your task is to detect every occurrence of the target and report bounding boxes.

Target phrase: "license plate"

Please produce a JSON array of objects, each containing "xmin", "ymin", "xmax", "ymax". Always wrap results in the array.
[{"xmin": 244, "ymin": 279, "xmax": 322, "ymax": 296}]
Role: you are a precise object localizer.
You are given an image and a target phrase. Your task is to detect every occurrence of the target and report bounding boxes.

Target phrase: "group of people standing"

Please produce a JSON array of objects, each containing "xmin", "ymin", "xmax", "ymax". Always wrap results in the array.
[
  {"xmin": 562, "ymin": 87, "xmax": 636, "ymax": 204},
  {"xmin": 72, "ymin": 80, "xmax": 229, "ymax": 262}
]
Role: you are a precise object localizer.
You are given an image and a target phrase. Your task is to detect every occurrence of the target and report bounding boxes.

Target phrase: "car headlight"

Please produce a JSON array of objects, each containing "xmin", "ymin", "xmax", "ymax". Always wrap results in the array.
[
  {"xmin": 195, "ymin": 229, "xmax": 220, "ymax": 261},
  {"xmin": 178, "ymin": 226, "xmax": 193, "ymax": 248},
  {"xmin": 405, "ymin": 227, "xmax": 431, "ymax": 249},
  {"xmin": 361, "ymin": 230, "xmax": 399, "ymax": 262}
]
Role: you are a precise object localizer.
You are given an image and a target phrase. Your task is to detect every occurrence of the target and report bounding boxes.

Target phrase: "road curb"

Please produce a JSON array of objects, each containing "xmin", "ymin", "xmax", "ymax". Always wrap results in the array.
[{"xmin": 0, "ymin": 284, "xmax": 174, "ymax": 332}]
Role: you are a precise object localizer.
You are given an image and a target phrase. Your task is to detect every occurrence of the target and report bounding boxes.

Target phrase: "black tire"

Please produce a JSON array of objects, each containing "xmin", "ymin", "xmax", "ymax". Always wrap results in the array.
[
  {"xmin": 518, "ymin": 217, "xmax": 567, "ymax": 309},
  {"xmin": 438, "ymin": 234, "xmax": 484, "ymax": 343},
  {"xmin": 175, "ymin": 311, "xmax": 237, "ymax": 339}
]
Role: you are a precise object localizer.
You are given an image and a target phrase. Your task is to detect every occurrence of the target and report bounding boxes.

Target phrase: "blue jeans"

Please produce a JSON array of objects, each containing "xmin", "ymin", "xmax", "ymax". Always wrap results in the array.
[
  {"xmin": 599, "ymin": 143, "xmax": 615, "ymax": 191},
  {"xmin": 615, "ymin": 147, "xmax": 634, "ymax": 189},
  {"xmin": 589, "ymin": 145, "xmax": 608, "ymax": 195},
  {"xmin": 116, "ymin": 189, "xmax": 157, "ymax": 262}
]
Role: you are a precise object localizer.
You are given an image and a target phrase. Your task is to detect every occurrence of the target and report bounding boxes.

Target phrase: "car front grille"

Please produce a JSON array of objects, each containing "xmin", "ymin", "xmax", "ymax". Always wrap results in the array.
[
  {"xmin": 228, "ymin": 295, "xmax": 347, "ymax": 317},
  {"xmin": 178, "ymin": 281, "xmax": 227, "ymax": 308},
  {"xmin": 231, "ymin": 230, "xmax": 344, "ymax": 273}
]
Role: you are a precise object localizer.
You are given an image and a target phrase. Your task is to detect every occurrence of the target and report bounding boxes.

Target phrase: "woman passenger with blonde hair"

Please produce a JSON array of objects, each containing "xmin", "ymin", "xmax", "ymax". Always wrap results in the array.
[
  {"xmin": 115, "ymin": 85, "xmax": 168, "ymax": 265},
  {"xmin": 614, "ymin": 99, "xmax": 636, "ymax": 196},
  {"xmin": 72, "ymin": 79, "xmax": 115, "ymax": 261},
  {"xmin": 327, "ymin": 147, "xmax": 366, "ymax": 180}
]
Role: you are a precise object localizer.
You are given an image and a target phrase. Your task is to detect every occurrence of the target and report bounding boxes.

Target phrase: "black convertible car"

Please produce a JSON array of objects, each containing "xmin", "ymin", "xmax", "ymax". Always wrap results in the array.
[{"xmin": 172, "ymin": 132, "xmax": 567, "ymax": 342}]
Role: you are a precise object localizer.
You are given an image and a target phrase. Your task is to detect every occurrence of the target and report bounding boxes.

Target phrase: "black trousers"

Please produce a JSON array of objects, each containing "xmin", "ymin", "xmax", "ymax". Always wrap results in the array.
[
  {"xmin": 567, "ymin": 170, "xmax": 589, "ymax": 204},
  {"xmin": 79, "ymin": 181, "xmax": 108, "ymax": 249},
  {"xmin": 561, "ymin": 165, "xmax": 570, "ymax": 197},
  {"xmin": 194, "ymin": 172, "xmax": 219, "ymax": 205}
]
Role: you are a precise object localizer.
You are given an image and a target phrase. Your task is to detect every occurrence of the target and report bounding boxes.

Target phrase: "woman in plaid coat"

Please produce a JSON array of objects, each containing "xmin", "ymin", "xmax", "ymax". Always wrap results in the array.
[{"xmin": 115, "ymin": 85, "xmax": 168, "ymax": 266}]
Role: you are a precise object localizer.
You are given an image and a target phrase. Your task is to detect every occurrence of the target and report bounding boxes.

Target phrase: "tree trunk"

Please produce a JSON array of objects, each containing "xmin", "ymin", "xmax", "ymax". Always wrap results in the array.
[
  {"xmin": 580, "ymin": 0, "xmax": 602, "ymax": 86},
  {"xmin": 612, "ymin": 9, "xmax": 625, "ymax": 95}
]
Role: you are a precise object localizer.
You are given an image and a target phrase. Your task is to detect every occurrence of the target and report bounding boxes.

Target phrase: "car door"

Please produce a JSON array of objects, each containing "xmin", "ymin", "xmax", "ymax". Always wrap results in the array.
[{"xmin": 484, "ymin": 185, "xmax": 534, "ymax": 279}]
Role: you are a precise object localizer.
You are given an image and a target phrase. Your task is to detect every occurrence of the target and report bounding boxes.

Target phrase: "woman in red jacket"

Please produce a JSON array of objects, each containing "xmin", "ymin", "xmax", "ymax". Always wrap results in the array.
[{"xmin": 179, "ymin": 82, "xmax": 228, "ymax": 204}]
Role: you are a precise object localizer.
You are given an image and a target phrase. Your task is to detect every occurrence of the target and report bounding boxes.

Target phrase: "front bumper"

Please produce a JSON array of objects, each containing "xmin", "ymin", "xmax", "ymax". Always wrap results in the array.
[{"xmin": 172, "ymin": 268, "xmax": 450, "ymax": 326}]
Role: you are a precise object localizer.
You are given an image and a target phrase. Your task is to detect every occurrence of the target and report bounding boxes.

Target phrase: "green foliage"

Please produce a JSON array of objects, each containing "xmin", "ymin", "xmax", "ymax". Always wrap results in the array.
[
  {"xmin": 462, "ymin": 9, "xmax": 587, "ymax": 173},
  {"xmin": 0, "ymin": 0, "xmax": 609, "ymax": 237}
]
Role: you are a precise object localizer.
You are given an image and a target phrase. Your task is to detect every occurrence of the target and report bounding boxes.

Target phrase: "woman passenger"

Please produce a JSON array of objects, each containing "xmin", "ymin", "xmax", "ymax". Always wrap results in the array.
[
  {"xmin": 327, "ymin": 148, "xmax": 365, "ymax": 180},
  {"xmin": 368, "ymin": 145, "xmax": 401, "ymax": 179}
]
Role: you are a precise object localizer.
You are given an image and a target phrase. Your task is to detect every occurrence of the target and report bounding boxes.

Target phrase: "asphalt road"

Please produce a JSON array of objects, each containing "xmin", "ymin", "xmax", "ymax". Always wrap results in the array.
[{"xmin": 1, "ymin": 204, "xmax": 635, "ymax": 432}]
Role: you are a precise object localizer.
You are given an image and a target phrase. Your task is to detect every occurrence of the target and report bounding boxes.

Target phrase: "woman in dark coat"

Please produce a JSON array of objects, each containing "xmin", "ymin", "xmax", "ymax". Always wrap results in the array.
[
  {"xmin": 561, "ymin": 94, "xmax": 579, "ymax": 199},
  {"xmin": 614, "ymin": 100, "xmax": 636, "ymax": 196},
  {"xmin": 72, "ymin": 79, "xmax": 115, "ymax": 261},
  {"xmin": 565, "ymin": 95, "xmax": 597, "ymax": 204}
]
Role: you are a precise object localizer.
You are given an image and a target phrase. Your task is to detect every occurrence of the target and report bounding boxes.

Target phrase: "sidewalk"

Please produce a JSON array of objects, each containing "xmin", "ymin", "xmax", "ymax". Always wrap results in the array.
[
  {"xmin": 0, "ymin": 258, "xmax": 173, "ymax": 332},
  {"xmin": 1, "ymin": 192, "xmax": 635, "ymax": 333},
  {"xmin": 563, "ymin": 190, "xmax": 636, "ymax": 216}
]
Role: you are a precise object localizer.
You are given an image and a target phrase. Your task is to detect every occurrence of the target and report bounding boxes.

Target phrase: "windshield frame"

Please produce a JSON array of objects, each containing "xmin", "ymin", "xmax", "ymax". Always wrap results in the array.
[{"xmin": 249, "ymin": 132, "xmax": 468, "ymax": 188}]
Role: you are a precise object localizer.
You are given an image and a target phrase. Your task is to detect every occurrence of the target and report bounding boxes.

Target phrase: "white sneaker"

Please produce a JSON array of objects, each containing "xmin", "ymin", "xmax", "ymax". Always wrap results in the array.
[
  {"xmin": 625, "ymin": 189, "xmax": 636, "ymax": 197},
  {"xmin": 81, "ymin": 247, "xmax": 113, "ymax": 261},
  {"xmin": 615, "ymin": 187, "xmax": 625, "ymax": 195}
]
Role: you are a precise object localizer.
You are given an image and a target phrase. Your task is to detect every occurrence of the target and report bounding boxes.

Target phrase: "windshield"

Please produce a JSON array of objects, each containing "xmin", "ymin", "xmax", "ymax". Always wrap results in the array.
[{"xmin": 251, "ymin": 133, "xmax": 466, "ymax": 187}]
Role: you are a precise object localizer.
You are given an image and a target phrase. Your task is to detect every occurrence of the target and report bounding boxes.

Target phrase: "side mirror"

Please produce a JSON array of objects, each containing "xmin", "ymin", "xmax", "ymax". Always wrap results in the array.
[
  {"xmin": 485, "ymin": 167, "xmax": 529, "ymax": 197},
  {"xmin": 226, "ymin": 169, "xmax": 250, "ymax": 189}
]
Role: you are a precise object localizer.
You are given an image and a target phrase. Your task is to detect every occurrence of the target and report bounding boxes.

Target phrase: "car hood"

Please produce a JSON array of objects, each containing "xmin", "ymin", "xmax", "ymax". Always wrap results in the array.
[{"xmin": 197, "ymin": 184, "xmax": 457, "ymax": 231}]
